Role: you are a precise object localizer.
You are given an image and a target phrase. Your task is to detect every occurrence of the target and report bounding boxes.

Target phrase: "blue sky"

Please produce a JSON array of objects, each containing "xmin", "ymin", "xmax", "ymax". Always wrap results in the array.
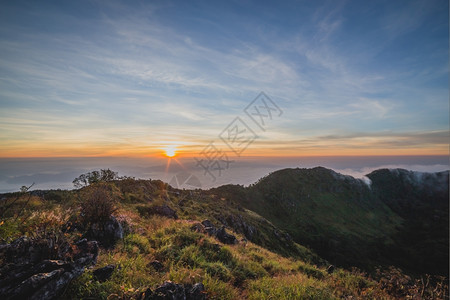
[{"xmin": 0, "ymin": 0, "xmax": 448, "ymax": 157}]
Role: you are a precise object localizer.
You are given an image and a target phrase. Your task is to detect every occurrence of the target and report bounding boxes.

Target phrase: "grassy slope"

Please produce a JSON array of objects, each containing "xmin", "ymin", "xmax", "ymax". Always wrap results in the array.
[
  {"xmin": 0, "ymin": 178, "xmax": 396, "ymax": 299},
  {"xmin": 213, "ymin": 167, "xmax": 403, "ymax": 271},
  {"xmin": 367, "ymin": 169, "xmax": 449, "ymax": 276},
  {"xmin": 0, "ymin": 173, "xmax": 447, "ymax": 299},
  {"xmin": 213, "ymin": 167, "xmax": 449, "ymax": 276}
]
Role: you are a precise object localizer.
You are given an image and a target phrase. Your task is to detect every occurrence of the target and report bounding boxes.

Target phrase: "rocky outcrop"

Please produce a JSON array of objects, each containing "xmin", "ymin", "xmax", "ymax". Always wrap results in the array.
[
  {"xmin": 139, "ymin": 281, "xmax": 206, "ymax": 300},
  {"xmin": 273, "ymin": 229, "xmax": 293, "ymax": 247},
  {"xmin": 0, "ymin": 236, "xmax": 98, "ymax": 300},
  {"xmin": 201, "ymin": 220, "xmax": 217, "ymax": 236},
  {"xmin": 218, "ymin": 214, "xmax": 258, "ymax": 241},
  {"xmin": 215, "ymin": 226, "xmax": 238, "ymax": 245},
  {"xmin": 192, "ymin": 220, "xmax": 237, "ymax": 245},
  {"xmin": 86, "ymin": 216, "xmax": 123, "ymax": 248}
]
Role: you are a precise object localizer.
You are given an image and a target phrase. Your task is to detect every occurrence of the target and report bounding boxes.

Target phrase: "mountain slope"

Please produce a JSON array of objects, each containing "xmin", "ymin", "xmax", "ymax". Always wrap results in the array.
[
  {"xmin": 0, "ymin": 168, "xmax": 448, "ymax": 299},
  {"xmin": 212, "ymin": 167, "xmax": 449, "ymax": 276},
  {"xmin": 367, "ymin": 168, "xmax": 449, "ymax": 276}
]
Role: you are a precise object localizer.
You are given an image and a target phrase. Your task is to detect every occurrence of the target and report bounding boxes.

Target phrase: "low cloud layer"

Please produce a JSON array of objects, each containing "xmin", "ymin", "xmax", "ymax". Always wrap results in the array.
[{"xmin": 0, "ymin": 156, "xmax": 447, "ymax": 193}]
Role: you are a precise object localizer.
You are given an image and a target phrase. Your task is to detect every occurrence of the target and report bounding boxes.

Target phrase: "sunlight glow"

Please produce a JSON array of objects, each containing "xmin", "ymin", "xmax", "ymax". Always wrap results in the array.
[{"xmin": 164, "ymin": 146, "xmax": 177, "ymax": 157}]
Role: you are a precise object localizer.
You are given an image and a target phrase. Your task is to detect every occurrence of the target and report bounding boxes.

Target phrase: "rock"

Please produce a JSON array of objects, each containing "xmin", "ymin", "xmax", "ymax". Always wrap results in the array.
[
  {"xmin": 327, "ymin": 265, "xmax": 335, "ymax": 274},
  {"xmin": 154, "ymin": 281, "xmax": 186, "ymax": 299},
  {"xmin": 273, "ymin": 229, "xmax": 293, "ymax": 247},
  {"xmin": 139, "ymin": 287, "xmax": 153, "ymax": 300},
  {"xmin": 0, "ymin": 236, "xmax": 98, "ymax": 300},
  {"xmin": 216, "ymin": 226, "xmax": 237, "ymax": 245},
  {"xmin": 148, "ymin": 205, "xmax": 178, "ymax": 219},
  {"xmin": 148, "ymin": 260, "xmax": 164, "ymax": 272},
  {"xmin": 74, "ymin": 238, "xmax": 99, "ymax": 263},
  {"xmin": 201, "ymin": 220, "xmax": 213, "ymax": 228},
  {"xmin": 219, "ymin": 214, "xmax": 258, "ymax": 241},
  {"xmin": 190, "ymin": 223, "xmax": 204, "ymax": 233},
  {"xmin": 86, "ymin": 216, "xmax": 123, "ymax": 248},
  {"xmin": 139, "ymin": 281, "xmax": 207, "ymax": 300},
  {"xmin": 93, "ymin": 264, "xmax": 115, "ymax": 282},
  {"xmin": 194, "ymin": 220, "xmax": 237, "ymax": 245},
  {"xmin": 187, "ymin": 283, "xmax": 206, "ymax": 300},
  {"xmin": 201, "ymin": 220, "xmax": 217, "ymax": 236}
]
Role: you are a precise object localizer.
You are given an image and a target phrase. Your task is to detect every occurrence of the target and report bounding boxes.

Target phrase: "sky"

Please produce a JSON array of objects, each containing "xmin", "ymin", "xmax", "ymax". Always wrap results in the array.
[
  {"xmin": 0, "ymin": 0, "xmax": 448, "ymax": 158},
  {"xmin": 0, "ymin": 0, "xmax": 448, "ymax": 191}
]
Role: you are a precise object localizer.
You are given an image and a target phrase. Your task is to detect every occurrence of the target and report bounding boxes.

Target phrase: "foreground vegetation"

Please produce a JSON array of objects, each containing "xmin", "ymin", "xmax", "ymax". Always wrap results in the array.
[{"xmin": 0, "ymin": 170, "xmax": 448, "ymax": 299}]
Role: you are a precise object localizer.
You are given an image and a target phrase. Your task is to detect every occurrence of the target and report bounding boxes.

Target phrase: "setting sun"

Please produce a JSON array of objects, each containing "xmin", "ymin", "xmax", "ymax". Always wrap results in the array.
[{"xmin": 164, "ymin": 146, "xmax": 177, "ymax": 157}]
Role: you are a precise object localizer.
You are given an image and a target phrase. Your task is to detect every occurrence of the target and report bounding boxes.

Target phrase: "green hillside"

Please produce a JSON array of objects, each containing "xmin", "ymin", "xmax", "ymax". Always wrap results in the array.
[
  {"xmin": 213, "ymin": 167, "xmax": 449, "ymax": 276},
  {"xmin": 0, "ymin": 168, "xmax": 448, "ymax": 299}
]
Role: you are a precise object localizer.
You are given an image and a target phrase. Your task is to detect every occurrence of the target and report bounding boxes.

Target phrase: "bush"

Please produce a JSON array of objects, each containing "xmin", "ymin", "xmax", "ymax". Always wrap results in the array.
[{"xmin": 80, "ymin": 184, "xmax": 117, "ymax": 224}]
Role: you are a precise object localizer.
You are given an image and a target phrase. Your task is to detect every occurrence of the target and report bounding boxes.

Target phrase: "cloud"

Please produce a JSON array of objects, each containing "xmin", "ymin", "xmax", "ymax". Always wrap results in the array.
[{"xmin": 0, "ymin": 0, "xmax": 447, "ymax": 157}]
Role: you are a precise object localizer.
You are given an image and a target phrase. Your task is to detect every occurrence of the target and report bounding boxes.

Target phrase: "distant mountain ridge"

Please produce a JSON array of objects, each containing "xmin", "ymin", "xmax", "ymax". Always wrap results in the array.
[{"xmin": 211, "ymin": 167, "xmax": 449, "ymax": 276}]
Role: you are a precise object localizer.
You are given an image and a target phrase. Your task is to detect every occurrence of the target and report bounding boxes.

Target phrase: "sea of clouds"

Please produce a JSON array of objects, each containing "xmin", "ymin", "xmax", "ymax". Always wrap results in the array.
[{"xmin": 0, "ymin": 156, "xmax": 448, "ymax": 193}]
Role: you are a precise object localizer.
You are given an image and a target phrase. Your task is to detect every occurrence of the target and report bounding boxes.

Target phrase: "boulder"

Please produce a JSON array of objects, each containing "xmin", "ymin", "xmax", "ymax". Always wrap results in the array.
[
  {"xmin": 192, "ymin": 220, "xmax": 238, "ymax": 245},
  {"xmin": 139, "ymin": 281, "xmax": 206, "ymax": 300},
  {"xmin": 223, "ymin": 214, "xmax": 257, "ymax": 241},
  {"xmin": 86, "ymin": 216, "xmax": 123, "ymax": 248},
  {"xmin": 0, "ymin": 236, "xmax": 98, "ymax": 300},
  {"xmin": 201, "ymin": 220, "xmax": 217, "ymax": 236},
  {"xmin": 93, "ymin": 264, "xmax": 115, "ymax": 282},
  {"xmin": 326, "ymin": 264, "xmax": 335, "ymax": 274},
  {"xmin": 186, "ymin": 283, "xmax": 206, "ymax": 300},
  {"xmin": 216, "ymin": 226, "xmax": 238, "ymax": 245}
]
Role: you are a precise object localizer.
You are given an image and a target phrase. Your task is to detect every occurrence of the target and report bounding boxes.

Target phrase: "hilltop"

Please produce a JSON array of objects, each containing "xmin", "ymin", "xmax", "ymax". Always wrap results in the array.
[
  {"xmin": 0, "ymin": 167, "xmax": 448, "ymax": 299},
  {"xmin": 213, "ymin": 167, "xmax": 449, "ymax": 276}
]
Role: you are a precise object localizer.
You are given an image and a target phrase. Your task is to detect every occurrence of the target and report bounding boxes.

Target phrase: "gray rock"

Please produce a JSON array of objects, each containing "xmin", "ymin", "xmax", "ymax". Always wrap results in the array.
[
  {"xmin": 139, "ymin": 281, "xmax": 207, "ymax": 300},
  {"xmin": 86, "ymin": 216, "xmax": 123, "ymax": 248},
  {"xmin": 0, "ymin": 236, "xmax": 98, "ymax": 300},
  {"xmin": 196, "ymin": 220, "xmax": 237, "ymax": 245},
  {"xmin": 224, "ymin": 214, "xmax": 257, "ymax": 241},
  {"xmin": 215, "ymin": 226, "xmax": 237, "ymax": 245},
  {"xmin": 187, "ymin": 283, "xmax": 206, "ymax": 300}
]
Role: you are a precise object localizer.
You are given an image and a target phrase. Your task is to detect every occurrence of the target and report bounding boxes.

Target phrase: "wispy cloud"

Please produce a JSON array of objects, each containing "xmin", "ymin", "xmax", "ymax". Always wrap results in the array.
[{"xmin": 0, "ymin": 0, "xmax": 447, "ymax": 157}]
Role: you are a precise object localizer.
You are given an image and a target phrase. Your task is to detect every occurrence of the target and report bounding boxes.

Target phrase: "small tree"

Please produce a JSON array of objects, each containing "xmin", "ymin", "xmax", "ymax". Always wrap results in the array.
[{"xmin": 73, "ymin": 169, "xmax": 119, "ymax": 188}]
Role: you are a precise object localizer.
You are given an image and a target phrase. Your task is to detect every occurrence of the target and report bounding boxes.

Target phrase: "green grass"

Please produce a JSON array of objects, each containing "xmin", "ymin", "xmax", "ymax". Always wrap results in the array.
[
  {"xmin": 2, "ymin": 175, "xmax": 444, "ymax": 299},
  {"xmin": 246, "ymin": 274, "xmax": 334, "ymax": 300},
  {"xmin": 213, "ymin": 167, "xmax": 405, "ymax": 271}
]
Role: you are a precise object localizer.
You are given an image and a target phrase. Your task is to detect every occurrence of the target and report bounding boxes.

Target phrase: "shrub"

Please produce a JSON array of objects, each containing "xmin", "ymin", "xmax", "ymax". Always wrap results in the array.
[{"xmin": 80, "ymin": 184, "xmax": 117, "ymax": 224}]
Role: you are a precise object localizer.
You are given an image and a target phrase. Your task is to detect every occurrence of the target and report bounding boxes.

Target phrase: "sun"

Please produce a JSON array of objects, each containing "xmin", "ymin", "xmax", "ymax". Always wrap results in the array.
[{"xmin": 164, "ymin": 146, "xmax": 177, "ymax": 158}]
